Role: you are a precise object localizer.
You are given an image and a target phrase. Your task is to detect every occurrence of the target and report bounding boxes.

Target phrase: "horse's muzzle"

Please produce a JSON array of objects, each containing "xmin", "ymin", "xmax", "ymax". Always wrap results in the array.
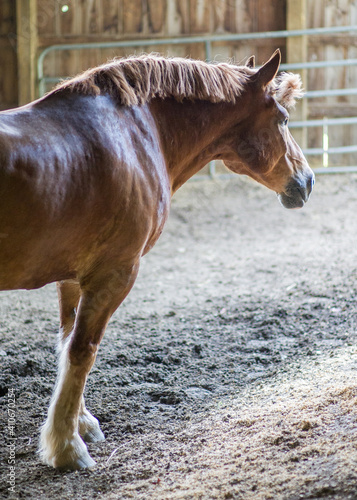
[{"xmin": 278, "ymin": 171, "xmax": 315, "ymax": 209}]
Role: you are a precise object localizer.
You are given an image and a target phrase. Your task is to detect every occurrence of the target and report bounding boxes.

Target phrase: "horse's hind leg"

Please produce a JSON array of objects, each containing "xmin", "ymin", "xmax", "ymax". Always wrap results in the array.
[
  {"xmin": 56, "ymin": 281, "xmax": 104, "ymax": 443},
  {"xmin": 41, "ymin": 263, "xmax": 139, "ymax": 469}
]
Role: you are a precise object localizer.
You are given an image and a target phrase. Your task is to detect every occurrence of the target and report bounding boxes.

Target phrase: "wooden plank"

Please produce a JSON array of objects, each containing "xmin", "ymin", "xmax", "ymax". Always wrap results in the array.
[
  {"xmin": 102, "ymin": 0, "xmax": 119, "ymax": 34},
  {"xmin": 309, "ymin": 36, "xmax": 357, "ymax": 47},
  {"xmin": 213, "ymin": 42, "xmax": 232, "ymax": 62},
  {"xmin": 326, "ymin": 0, "xmax": 350, "ymax": 27},
  {"xmin": 308, "ymin": 104, "xmax": 357, "ymax": 118},
  {"xmin": 123, "ymin": 0, "xmax": 142, "ymax": 34},
  {"xmin": 306, "ymin": 0, "xmax": 324, "ymax": 29},
  {"xmin": 212, "ymin": 0, "xmax": 225, "ymax": 33},
  {"xmin": 147, "ymin": 0, "xmax": 166, "ymax": 33},
  {"xmin": 234, "ymin": 0, "xmax": 254, "ymax": 34},
  {"xmin": 37, "ymin": 0, "xmax": 56, "ymax": 36},
  {"xmin": 185, "ymin": 42, "xmax": 206, "ymax": 60},
  {"xmin": 287, "ymin": 0, "xmax": 307, "ymax": 147},
  {"xmin": 0, "ymin": 0, "xmax": 16, "ymax": 35},
  {"xmin": 0, "ymin": 0, "xmax": 16, "ymax": 36},
  {"xmin": 101, "ymin": 47, "xmax": 126, "ymax": 63},
  {"xmin": 168, "ymin": 0, "xmax": 187, "ymax": 35},
  {"xmin": 0, "ymin": 38, "xmax": 18, "ymax": 109},
  {"xmin": 82, "ymin": 0, "xmax": 100, "ymax": 34},
  {"xmin": 16, "ymin": 0, "xmax": 38, "ymax": 104},
  {"xmin": 59, "ymin": 0, "xmax": 75, "ymax": 35},
  {"xmin": 190, "ymin": 0, "xmax": 211, "ymax": 33},
  {"xmin": 223, "ymin": 0, "xmax": 241, "ymax": 33},
  {"xmin": 232, "ymin": 43, "xmax": 257, "ymax": 65},
  {"xmin": 257, "ymin": 0, "xmax": 286, "ymax": 62},
  {"xmin": 287, "ymin": 0, "xmax": 307, "ymax": 62},
  {"xmin": 96, "ymin": 0, "xmax": 104, "ymax": 34}
]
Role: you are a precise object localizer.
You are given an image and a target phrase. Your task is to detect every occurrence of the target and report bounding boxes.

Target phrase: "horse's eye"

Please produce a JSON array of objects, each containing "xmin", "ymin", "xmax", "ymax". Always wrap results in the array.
[{"xmin": 282, "ymin": 117, "xmax": 289, "ymax": 126}]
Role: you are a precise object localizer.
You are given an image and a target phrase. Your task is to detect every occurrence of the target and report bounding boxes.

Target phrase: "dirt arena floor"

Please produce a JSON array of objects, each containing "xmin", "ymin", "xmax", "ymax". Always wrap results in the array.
[{"xmin": 1, "ymin": 173, "xmax": 357, "ymax": 499}]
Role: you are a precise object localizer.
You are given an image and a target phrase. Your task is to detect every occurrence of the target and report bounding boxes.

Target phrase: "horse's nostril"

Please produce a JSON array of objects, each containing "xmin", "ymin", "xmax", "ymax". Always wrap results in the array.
[
  {"xmin": 308, "ymin": 174, "xmax": 315, "ymax": 194},
  {"xmin": 297, "ymin": 186, "xmax": 308, "ymax": 203}
]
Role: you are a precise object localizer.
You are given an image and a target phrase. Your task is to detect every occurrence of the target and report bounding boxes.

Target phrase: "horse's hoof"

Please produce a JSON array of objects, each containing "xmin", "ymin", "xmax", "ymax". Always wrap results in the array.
[
  {"xmin": 40, "ymin": 431, "xmax": 96, "ymax": 470},
  {"xmin": 66, "ymin": 451, "xmax": 96, "ymax": 470},
  {"xmin": 81, "ymin": 426, "xmax": 105, "ymax": 443},
  {"xmin": 79, "ymin": 412, "xmax": 105, "ymax": 443}
]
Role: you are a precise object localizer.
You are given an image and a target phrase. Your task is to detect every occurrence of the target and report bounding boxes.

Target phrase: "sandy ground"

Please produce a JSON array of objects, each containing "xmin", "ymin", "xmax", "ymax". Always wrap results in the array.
[{"xmin": 1, "ymin": 173, "xmax": 357, "ymax": 499}]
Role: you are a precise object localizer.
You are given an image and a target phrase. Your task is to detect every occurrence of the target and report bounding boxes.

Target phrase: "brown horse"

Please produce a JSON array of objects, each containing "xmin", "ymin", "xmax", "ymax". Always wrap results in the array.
[{"xmin": 0, "ymin": 50, "xmax": 314, "ymax": 469}]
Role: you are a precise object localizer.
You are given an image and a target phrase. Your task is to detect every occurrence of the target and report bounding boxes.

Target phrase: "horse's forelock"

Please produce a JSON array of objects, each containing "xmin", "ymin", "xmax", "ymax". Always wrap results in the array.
[{"xmin": 274, "ymin": 72, "xmax": 304, "ymax": 110}]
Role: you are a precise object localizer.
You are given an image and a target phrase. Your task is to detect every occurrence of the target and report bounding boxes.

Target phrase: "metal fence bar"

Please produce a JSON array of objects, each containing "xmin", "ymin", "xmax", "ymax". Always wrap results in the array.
[
  {"xmin": 305, "ymin": 88, "xmax": 357, "ymax": 98},
  {"xmin": 304, "ymin": 145, "xmax": 357, "ymax": 155},
  {"xmin": 280, "ymin": 58, "xmax": 357, "ymax": 71},
  {"xmin": 290, "ymin": 117, "xmax": 357, "ymax": 128},
  {"xmin": 313, "ymin": 166, "xmax": 357, "ymax": 174}
]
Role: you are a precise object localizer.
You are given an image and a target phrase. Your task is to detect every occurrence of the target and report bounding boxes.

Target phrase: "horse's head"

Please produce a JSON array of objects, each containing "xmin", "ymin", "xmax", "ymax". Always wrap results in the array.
[{"xmin": 222, "ymin": 50, "xmax": 314, "ymax": 209}]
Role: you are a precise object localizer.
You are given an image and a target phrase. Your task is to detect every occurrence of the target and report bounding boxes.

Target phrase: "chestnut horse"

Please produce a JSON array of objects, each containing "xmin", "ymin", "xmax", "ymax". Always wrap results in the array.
[{"xmin": 0, "ymin": 50, "xmax": 314, "ymax": 469}]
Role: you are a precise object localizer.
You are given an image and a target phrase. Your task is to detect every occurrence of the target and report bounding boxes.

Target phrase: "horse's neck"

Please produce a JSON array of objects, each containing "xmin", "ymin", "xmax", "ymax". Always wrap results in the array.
[{"xmin": 150, "ymin": 98, "xmax": 244, "ymax": 193}]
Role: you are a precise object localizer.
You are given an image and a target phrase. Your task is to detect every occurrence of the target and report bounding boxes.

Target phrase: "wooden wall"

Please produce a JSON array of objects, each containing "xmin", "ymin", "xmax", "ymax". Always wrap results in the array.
[
  {"xmin": 0, "ymin": 0, "xmax": 17, "ymax": 110},
  {"xmin": 37, "ymin": 0, "xmax": 286, "ymax": 94}
]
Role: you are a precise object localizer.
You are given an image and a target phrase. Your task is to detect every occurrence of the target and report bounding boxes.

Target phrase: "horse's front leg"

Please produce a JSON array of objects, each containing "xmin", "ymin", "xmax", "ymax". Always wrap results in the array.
[
  {"xmin": 56, "ymin": 280, "xmax": 81, "ymax": 350},
  {"xmin": 40, "ymin": 264, "xmax": 139, "ymax": 469},
  {"xmin": 56, "ymin": 280, "xmax": 104, "ymax": 443}
]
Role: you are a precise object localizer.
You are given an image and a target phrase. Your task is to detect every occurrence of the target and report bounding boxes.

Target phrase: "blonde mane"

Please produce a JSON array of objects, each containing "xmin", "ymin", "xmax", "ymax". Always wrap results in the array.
[
  {"xmin": 53, "ymin": 54, "xmax": 303, "ymax": 109},
  {"xmin": 53, "ymin": 55, "xmax": 251, "ymax": 106}
]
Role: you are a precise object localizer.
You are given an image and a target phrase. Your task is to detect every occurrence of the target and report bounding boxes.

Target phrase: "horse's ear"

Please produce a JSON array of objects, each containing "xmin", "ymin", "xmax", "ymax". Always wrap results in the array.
[
  {"xmin": 252, "ymin": 49, "xmax": 281, "ymax": 88},
  {"xmin": 246, "ymin": 55, "xmax": 255, "ymax": 68}
]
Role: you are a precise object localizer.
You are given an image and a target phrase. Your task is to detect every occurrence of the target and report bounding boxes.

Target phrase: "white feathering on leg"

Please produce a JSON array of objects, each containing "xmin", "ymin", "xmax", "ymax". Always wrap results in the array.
[{"xmin": 39, "ymin": 341, "xmax": 96, "ymax": 469}]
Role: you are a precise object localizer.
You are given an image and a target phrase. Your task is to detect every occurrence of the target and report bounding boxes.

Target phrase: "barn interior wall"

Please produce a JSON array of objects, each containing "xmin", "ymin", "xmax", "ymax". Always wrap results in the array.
[
  {"xmin": 0, "ymin": 0, "xmax": 18, "ymax": 110},
  {"xmin": 37, "ymin": 0, "xmax": 286, "ymax": 93}
]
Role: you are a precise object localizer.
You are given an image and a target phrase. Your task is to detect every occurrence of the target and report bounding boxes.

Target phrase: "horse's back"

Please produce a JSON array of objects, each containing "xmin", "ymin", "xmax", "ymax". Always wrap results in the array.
[{"xmin": 0, "ymin": 93, "xmax": 170, "ymax": 291}]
